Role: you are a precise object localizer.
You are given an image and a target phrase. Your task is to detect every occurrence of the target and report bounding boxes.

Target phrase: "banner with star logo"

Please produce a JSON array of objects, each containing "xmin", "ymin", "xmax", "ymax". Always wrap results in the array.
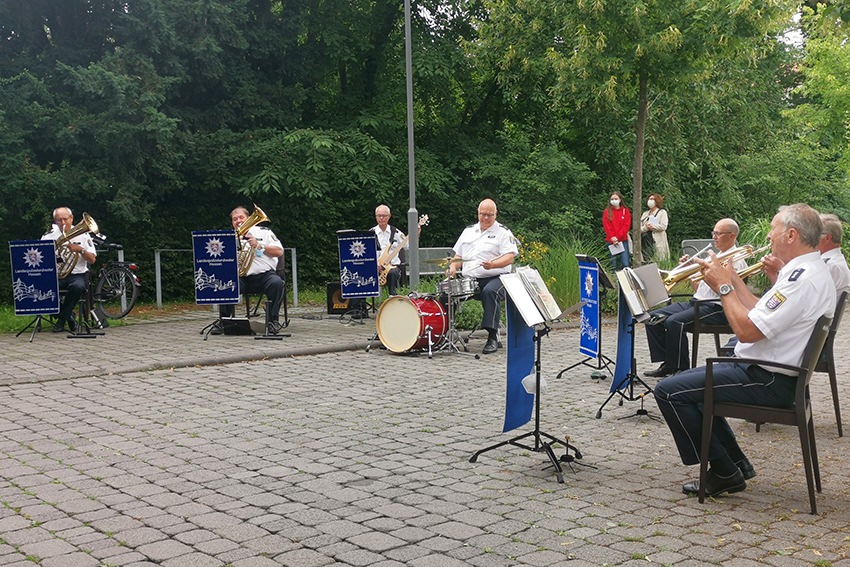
[
  {"xmin": 579, "ymin": 259, "xmax": 600, "ymax": 358},
  {"xmin": 10, "ymin": 240, "xmax": 60, "ymax": 315},
  {"xmin": 336, "ymin": 230, "xmax": 379, "ymax": 298},
  {"xmin": 192, "ymin": 230, "xmax": 240, "ymax": 305}
]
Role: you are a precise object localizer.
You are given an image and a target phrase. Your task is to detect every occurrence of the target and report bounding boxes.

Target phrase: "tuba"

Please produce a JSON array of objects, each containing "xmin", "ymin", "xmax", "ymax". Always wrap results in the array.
[
  {"xmin": 55, "ymin": 213, "xmax": 99, "ymax": 279},
  {"xmin": 235, "ymin": 205, "xmax": 270, "ymax": 277}
]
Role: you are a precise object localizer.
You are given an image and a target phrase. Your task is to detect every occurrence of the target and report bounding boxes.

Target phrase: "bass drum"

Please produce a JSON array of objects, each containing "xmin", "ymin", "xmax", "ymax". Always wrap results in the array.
[{"xmin": 376, "ymin": 295, "xmax": 447, "ymax": 353}]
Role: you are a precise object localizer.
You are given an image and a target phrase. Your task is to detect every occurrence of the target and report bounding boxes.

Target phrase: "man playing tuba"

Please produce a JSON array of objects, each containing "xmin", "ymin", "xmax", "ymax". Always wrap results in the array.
[
  {"xmin": 217, "ymin": 206, "xmax": 286, "ymax": 333},
  {"xmin": 41, "ymin": 207, "xmax": 97, "ymax": 332}
]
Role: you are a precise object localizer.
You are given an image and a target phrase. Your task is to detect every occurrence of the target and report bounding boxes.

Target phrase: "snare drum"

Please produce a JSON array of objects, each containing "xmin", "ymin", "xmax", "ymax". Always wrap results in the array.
[
  {"xmin": 436, "ymin": 276, "xmax": 479, "ymax": 299},
  {"xmin": 376, "ymin": 295, "xmax": 447, "ymax": 353}
]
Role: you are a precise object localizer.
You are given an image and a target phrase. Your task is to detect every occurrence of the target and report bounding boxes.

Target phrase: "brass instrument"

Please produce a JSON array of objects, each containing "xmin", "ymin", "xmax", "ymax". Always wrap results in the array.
[
  {"xmin": 690, "ymin": 244, "xmax": 771, "ymax": 285},
  {"xmin": 660, "ymin": 244, "xmax": 755, "ymax": 292},
  {"xmin": 55, "ymin": 213, "xmax": 98, "ymax": 279},
  {"xmin": 236, "ymin": 205, "xmax": 270, "ymax": 277}
]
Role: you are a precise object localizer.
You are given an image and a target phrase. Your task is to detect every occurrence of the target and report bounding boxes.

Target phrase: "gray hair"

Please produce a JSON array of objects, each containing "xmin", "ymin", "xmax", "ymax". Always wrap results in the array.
[
  {"xmin": 820, "ymin": 213, "xmax": 843, "ymax": 245},
  {"xmin": 777, "ymin": 204, "xmax": 823, "ymax": 248}
]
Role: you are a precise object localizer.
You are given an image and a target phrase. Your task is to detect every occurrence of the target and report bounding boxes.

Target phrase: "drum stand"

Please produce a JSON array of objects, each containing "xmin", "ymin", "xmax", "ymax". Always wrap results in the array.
[{"xmin": 437, "ymin": 294, "xmax": 478, "ymax": 358}]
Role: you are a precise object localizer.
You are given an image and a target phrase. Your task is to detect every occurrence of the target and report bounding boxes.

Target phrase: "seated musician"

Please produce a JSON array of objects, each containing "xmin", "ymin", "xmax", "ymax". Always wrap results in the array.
[
  {"xmin": 762, "ymin": 212, "xmax": 850, "ymax": 296},
  {"xmin": 372, "ymin": 205, "xmax": 407, "ymax": 296},
  {"xmin": 654, "ymin": 204, "xmax": 835, "ymax": 497},
  {"xmin": 218, "ymin": 206, "xmax": 285, "ymax": 333},
  {"xmin": 644, "ymin": 218, "xmax": 747, "ymax": 377},
  {"xmin": 41, "ymin": 207, "xmax": 97, "ymax": 333},
  {"xmin": 448, "ymin": 199, "xmax": 518, "ymax": 355}
]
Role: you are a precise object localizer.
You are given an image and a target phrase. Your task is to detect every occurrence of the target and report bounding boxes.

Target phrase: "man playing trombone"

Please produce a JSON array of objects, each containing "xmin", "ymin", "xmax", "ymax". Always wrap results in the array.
[{"xmin": 644, "ymin": 218, "xmax": 747, "ymax": 377}]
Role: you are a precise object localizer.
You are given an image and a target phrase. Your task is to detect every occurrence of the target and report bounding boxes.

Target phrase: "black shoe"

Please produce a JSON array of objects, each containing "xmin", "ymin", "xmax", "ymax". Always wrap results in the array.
[
  {"xmin": 67, "ymin": 318, "xmax": 77, "ymax": 333},
  {"xmin": 737, "ymin": 457, "xmax": 756, "ymax": 480},
  {"xmin": 645, "ymin": 364, "xmax": 675, "ymax": 378},
  {"xmin": 682, "ymin": 469, "xmax": 746, "ymax": 497},
  {"xmin": 482, "ymin": 339, "xmax": 498, "ymax": 354},
  {"xmin": 209, "ymin": 327, "xmax": 223, "ymax": 336},
  {"xmin": 52, "ymin": 323, "xmax": 65, "ymax": 333}
]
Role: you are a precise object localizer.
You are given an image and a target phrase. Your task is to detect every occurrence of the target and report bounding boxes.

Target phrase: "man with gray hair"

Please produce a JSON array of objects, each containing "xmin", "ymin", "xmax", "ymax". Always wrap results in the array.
[
  {"xmin": 654, "ymin": 204, "xmax": 836, "ymax": 498},
  {"xmin": 818, "ymin": 213, "xmax": 849, "ymax": 295},
  {"xmin": 644, "ymin": 218, "xmax": 746, "ymax": 377}
]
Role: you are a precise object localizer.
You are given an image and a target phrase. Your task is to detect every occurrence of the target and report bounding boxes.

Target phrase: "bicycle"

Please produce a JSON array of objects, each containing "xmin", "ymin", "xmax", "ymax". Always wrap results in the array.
[{"xmin": 84, "ymin": 235, "xmax": 141, "ymax": 329}]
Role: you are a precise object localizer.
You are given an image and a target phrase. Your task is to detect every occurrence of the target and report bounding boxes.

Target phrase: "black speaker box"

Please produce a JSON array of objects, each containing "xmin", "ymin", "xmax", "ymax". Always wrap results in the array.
[{"xmin": 326, "ymin": 282, "xmax": 351, "ymax": 314}]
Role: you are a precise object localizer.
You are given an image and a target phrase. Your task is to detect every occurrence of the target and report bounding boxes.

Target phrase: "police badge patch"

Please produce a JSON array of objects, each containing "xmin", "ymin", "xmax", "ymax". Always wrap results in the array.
[{"xmin": 766, "ymin": 291, "xmax": 787, "ymax": 310}]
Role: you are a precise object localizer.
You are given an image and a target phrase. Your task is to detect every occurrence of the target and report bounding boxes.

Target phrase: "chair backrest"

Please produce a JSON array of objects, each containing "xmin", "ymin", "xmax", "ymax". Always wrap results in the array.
[
  {"xmin": 275, "ymin": 253, "xmax": 287, "ymax": 281},
  {"xmin": 801, "ymin": 315, "xmax": 832, "ymax": 382},
  {"xmin": 820, "ymin": 290, "xmax": 847, "ymax": 361}
]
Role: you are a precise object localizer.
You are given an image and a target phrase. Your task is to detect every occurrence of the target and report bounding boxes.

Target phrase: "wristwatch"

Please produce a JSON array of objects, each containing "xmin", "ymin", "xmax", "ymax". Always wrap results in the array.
[{"xmin": 718, "ymin": 283, "xmax": 734, "ymax": 296}]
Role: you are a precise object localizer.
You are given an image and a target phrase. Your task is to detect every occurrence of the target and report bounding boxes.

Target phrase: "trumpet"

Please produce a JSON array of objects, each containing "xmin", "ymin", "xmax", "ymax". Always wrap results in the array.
[
  {"xmin": 660, "ymin": 244, "xmax": 755, "ymax": 292},
  {"xmin": 689, "ymin": 244, "xmax": 771, "ymax": 285}
]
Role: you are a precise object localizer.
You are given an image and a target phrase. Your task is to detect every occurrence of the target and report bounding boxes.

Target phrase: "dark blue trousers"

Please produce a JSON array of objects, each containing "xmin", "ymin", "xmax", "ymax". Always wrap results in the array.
[{"xmin": 654, "ymin": 362, "xmax": 796, "ymax": 466}]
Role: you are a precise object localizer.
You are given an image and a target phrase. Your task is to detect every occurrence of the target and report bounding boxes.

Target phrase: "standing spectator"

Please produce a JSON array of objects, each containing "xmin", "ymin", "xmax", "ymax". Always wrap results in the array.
[
  {"xmin": 640, "ymin": 193, "xmax": 670, "ymax": 261},
  {"xmin": 602, "ymin": 191, "xmax": 631, "ymax": 270}
]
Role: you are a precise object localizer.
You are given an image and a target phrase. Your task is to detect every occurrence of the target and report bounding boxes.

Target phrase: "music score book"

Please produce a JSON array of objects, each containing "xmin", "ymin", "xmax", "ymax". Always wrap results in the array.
[{"xmin": 500, "ymin": 267, "xmax": 563, "ymax": 327}]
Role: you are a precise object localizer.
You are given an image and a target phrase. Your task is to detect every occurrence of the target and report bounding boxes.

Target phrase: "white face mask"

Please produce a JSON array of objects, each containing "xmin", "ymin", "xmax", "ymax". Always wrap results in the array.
[
  {"xmin": 647, "ymin": 199, "xmax": 656, "ymax": 208},
  {"xmin": 610, "ymin": 199, "xmax": 620, "ymax": 207}
]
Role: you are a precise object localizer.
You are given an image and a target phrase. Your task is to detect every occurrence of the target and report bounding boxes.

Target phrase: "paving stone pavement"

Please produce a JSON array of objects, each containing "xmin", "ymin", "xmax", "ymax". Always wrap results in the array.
[{"xmin": 0, "ymin": 305, "xmax": 848, "ymax": 566}]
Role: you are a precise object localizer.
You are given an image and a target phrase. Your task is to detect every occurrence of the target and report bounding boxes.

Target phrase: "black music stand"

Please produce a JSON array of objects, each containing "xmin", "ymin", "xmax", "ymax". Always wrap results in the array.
[
  {"xmin": 15, "ymin": 315, "xmax": 47, "ymax": 342},
  {"xmin": 469, "ymin": 272, "xmax": 590, "ymax": 483},
  {"xmin": 556, "ymin": 255, "xmax": 615, "ymax": 380},
  {"xmin": 596, "ymin": 266, "xmax": 665, "ymax": 420}
]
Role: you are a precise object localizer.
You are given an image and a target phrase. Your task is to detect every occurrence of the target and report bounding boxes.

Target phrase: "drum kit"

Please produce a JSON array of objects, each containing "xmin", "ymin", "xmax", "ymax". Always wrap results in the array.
[{"xmin": 371, "ymin": 257, "xmax": 479, "ymax": 357}]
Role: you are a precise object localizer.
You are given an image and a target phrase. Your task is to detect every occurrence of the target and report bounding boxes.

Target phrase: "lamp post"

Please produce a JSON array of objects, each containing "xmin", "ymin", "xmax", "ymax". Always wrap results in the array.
[{"xmin": 404, "ymin": 0, "xmax": 419, "ymax": 290}]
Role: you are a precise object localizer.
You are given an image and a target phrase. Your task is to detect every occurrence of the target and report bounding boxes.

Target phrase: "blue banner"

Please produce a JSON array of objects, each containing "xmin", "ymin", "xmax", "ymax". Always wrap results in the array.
[
  {"xmin": 610, "ymin": 288, "xmax": 634, "ymax": 392},
  {"xmin": 10, "ymin": 240, "xmax": 59, "ymax": 316},
  {"xmin": 503, "ymin": 298, "xmax": 536, "ymax": 432},
  {"xmin": 337, "ymin": 230, "xmax": 379, "ymax": 298},
  {"xmin": 192, "ymin": 230, "xmax": 240, "ymax": 305},
  {"xmin": 579, "ymin": 260, "xmax": 600, "ymax": 358}
]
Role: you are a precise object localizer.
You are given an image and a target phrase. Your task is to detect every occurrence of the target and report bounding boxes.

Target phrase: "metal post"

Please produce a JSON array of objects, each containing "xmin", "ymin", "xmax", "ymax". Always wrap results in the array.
[
  {"xmin": 155, "ymin": 249, "xmax": 163, "ymax": 309},
  {"xmin": 404, "ymin": 0, "xmax": 419, "ymax": 290}
]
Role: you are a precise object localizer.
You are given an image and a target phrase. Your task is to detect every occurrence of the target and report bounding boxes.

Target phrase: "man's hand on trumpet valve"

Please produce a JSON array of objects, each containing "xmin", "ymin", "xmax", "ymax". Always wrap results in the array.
[
  {"xmin": 761, "ymin": 253, "xmax": 784, "ymax": 285},
  {"xmin": 693, "ymin": 251, "xmax": 736, "ymax": 293}
]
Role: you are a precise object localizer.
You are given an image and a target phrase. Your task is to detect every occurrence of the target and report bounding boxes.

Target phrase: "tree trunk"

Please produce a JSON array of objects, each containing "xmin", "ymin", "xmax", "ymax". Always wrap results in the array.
[{"xmin": 632, "ymin": 71, "xmax": 648, "ymax": 266}]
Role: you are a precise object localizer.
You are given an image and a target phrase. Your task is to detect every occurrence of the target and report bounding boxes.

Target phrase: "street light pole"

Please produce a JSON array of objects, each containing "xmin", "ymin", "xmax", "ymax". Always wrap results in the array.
[{"xmin": 404, "ymin": 0, "xmax": 419, "ymax": 290}]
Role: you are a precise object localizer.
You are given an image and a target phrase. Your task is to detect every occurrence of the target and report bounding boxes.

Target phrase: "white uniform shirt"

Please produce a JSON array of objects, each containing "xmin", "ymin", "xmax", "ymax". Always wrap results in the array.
[
  {"xmin": 821, "ymin": 247, "xmax": 850, "ymax": 295},
  {"xmin": 452, "ymin": 222, "xmax": 518, "ymax": 279},
  {"xmin": 735, "ymin": 251, "xmax": 836, "ymax": 374},
  {"xmin": 42, "ymin": 228, "xmax": 96, "ymax": 275},
  {"xmin": 693, "ymin": 256, "xmax": 748, "ymax": 301},
  {"xmin": 244, "ymin": 225, "xmax": 281, "ymax": 277},
  {"xmin": 372, "ymin": 225, "xmax": 407, "ymax": 267}
]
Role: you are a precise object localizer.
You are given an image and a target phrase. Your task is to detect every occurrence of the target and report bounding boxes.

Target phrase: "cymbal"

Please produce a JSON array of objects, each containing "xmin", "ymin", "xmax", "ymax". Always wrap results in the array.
[{"xmin": 422, "ymin": 257, "xmax": 460, "ymax": 264}]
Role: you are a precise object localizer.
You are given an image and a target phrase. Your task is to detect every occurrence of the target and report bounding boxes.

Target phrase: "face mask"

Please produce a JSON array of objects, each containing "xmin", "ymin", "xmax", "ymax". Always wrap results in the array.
[
  {"xmin": 610, "ymin": 199, "xmax": 620, "ymax": 207},
  {"xmin": 647, "ymin": 199, "xmax": 656, "ymax": 208}
]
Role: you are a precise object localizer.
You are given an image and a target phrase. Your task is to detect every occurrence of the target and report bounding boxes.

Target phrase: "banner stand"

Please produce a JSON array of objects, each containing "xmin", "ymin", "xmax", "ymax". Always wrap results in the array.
[{"xmin": 556, "ymin": 255, "xmax": 615, "ymax": 380}]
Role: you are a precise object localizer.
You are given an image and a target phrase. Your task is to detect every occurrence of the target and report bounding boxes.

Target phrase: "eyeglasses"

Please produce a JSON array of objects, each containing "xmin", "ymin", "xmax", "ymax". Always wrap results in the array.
[
  {"xmin": 478, "ymin": 212, "xmax": 495, "ymax": 218},
  {"xmin": 375, "ymin": 214, "xmax": 389, "ymax": 218},
  {"xmin": 711, "ymin": 231, "xmax": 732, "ymax": 237}
]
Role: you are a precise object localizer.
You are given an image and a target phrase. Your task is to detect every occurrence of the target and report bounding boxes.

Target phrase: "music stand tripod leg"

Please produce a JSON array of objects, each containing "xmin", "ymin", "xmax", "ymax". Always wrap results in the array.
[{"xmin": 16, "ymin": 315, "xmax": 44, "ymax": 342}]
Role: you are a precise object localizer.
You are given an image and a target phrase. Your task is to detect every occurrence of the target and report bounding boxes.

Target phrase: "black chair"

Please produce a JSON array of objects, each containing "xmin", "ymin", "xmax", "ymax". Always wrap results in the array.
[
  {"xmin": 816, "ymin": 290, "xmax": 847, "ymax": 437},
  {"xmin": 688, "ymin": 299, "xmax": 735, "ymax": 367},
  {"xmin": 245, "ymin": 256, "xmax": 289, "ymax": 328},
  {"xmin": 698, "ymin": 314, "xmax": 832, "ymax": 514}
]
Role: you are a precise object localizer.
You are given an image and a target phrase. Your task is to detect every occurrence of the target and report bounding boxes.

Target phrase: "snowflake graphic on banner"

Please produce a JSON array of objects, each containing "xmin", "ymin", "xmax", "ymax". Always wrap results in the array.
[
  {"xmin": 205, "ymin": 238, "xmax": 225, "ymax": 257},
  {"xmin": 349, "ymin": 240, "xmax": 366, "ymax": 258},
  {"xmin": 23, "ymin": 248, "xmax": 44, "ymax": 268}
]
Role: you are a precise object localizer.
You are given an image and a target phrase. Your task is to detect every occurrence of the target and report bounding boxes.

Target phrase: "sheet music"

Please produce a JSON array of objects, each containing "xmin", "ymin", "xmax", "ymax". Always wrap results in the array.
[
  {"xmin": 516, "ymin": 266, "xmax": 562, "ymax": 321},
  {"xmin": 500, "ymin": 273, "xmax": 545, "ymax": 327}
]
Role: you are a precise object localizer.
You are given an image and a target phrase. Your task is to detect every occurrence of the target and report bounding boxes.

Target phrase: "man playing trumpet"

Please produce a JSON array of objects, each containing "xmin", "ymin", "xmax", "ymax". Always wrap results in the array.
[
  {"xmin": 644, "ymin": 218, "xmax": 747, "ymax": 377},
  {"xmin": 41, "ymin": 207, "xmax": 97, "ymax": 333}
]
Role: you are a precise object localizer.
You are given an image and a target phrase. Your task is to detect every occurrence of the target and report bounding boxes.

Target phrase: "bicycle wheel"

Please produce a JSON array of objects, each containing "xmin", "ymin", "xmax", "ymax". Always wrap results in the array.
[{"xmin": 94, "ymin": 266, "xmax": 139, "ymax": 319}]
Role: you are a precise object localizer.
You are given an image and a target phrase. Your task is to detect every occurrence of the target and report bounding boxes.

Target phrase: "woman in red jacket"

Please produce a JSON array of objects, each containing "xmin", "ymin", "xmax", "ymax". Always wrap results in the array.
[{"xmin": 602, "ymin": 191, "xmax": 631, "ymax": 270}]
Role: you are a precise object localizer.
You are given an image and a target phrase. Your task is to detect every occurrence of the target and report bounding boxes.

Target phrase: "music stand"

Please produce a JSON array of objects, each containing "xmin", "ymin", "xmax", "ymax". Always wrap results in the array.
[
  {"xmin": 470, "ymin": 271, "xmax": 590, "ymax": 483},
  {"xmin": 556, "ymin": 255, "xmax": 615, "ymax": 380},
  {"xmin": 596, "ymin": 265, "xmax": 667, "ymax": 420}
]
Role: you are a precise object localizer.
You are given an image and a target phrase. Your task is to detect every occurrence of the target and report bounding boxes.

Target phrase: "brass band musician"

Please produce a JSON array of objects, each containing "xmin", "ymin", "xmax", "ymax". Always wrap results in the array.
[
  {"xmin": 41, "ymin": 207, "xmax": 97, "ymax": 333},
  {"xmin": 217, "ymin": 206, "xmax": 285, "ymax": 333},
  {"xmin": 644, "ymin": 218, "xmax": 746, "ymax": 377},
  {"xmin": 448, "ymin": 199, "xmax": 518, "ymax": 355}
]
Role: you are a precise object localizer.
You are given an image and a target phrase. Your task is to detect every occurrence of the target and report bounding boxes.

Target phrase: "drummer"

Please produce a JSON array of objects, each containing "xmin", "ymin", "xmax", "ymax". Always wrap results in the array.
[{"xmin": 448, "ymin": 198, "xmax": 518, "ymax": 354}]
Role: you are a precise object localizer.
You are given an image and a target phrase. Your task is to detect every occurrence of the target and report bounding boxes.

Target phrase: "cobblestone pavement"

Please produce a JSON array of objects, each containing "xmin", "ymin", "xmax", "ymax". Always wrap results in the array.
[{"xmin": 0, "ymin": 306, "xmax": 848, "ymax": 566}]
